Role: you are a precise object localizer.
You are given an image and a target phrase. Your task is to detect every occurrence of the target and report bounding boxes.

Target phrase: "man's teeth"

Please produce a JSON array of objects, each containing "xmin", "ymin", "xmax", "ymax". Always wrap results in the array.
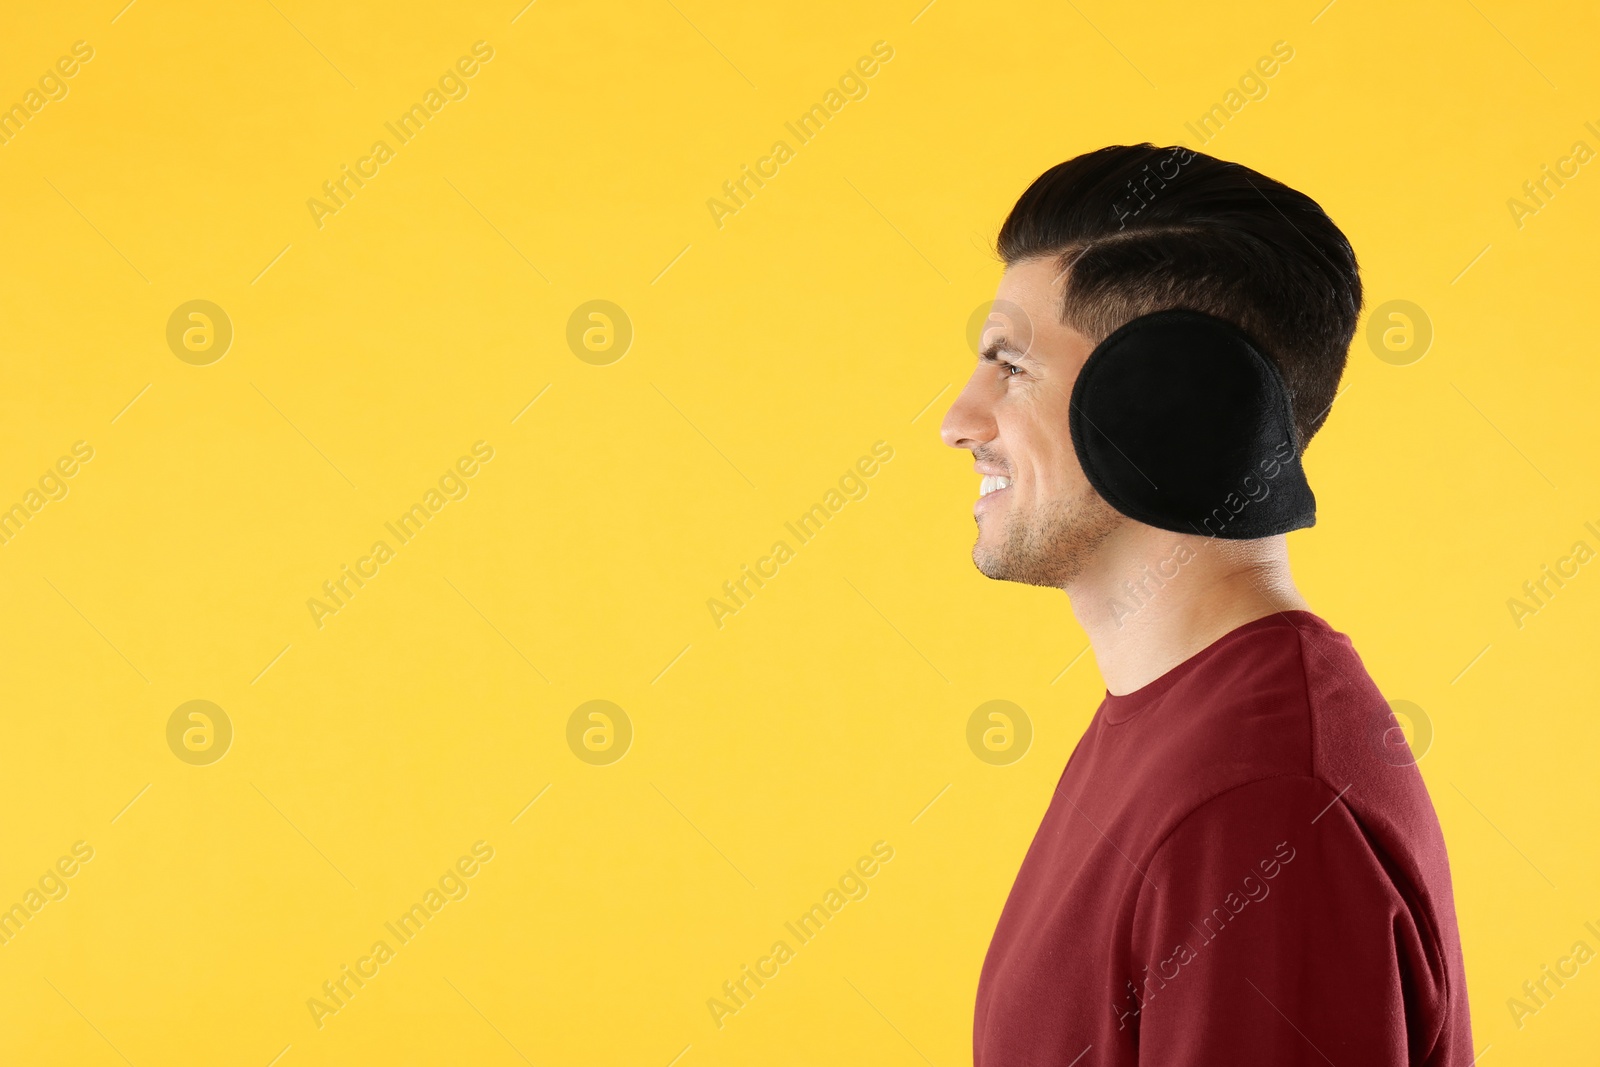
[{"xmin": 979, "ymin": 475, "xmax": 1013, "ymax": 497}]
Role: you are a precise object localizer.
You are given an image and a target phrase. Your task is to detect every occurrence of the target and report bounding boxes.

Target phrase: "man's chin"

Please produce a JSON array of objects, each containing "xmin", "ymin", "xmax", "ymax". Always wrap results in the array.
[
  {"xmin": 972, "ymin": 542, "xmax": 1048, "ymax": 586},
  {"xmin": 971, "ymin": 535, "xmax": 1012, "ymax": 582},
  {"xmin": 969, "ymin": 497, "xmax": 1123, "ymax": 588},
  {"xmin": 973, "ymin": 556, "xmax": 1018, "ymax": 584}
]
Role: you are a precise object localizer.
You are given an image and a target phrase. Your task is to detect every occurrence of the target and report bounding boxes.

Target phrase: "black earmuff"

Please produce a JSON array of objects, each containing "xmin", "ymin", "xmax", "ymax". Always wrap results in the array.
[{"xmin": 1068, "ymin": 308, "xmax": 1316, "ymax": 539}]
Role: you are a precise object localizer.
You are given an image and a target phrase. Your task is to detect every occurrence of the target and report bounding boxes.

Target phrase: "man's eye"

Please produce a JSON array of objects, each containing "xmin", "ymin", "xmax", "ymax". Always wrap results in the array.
[{"xmin": 1000, "ymin": 362, "xmax": 1022, "ymax": 377}]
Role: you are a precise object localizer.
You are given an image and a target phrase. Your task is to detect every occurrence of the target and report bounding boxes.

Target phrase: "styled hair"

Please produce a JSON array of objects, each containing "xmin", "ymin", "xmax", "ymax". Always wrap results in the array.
[{"xmin": 996, "ymin": 144, "xmax": 1362, "ymax": 447}]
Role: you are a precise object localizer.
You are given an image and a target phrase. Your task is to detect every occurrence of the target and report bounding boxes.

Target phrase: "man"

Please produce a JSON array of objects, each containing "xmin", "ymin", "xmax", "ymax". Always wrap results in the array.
[{"xmin": 942, "ymin": 144, "xmax": 1472, "ymax": 1065}]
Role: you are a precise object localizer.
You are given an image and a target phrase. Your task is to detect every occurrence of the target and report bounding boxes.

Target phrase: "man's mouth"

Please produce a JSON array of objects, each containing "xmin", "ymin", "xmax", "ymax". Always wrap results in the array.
[{"xmin": 979, "ymin": 475, "xmax": 1012, "ymax": 497}]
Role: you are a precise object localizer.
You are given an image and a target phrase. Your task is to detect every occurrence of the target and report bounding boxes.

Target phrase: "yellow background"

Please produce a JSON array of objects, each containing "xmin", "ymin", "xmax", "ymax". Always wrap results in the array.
[{"xmin": 1, "ymin": 0, "xmax": 1596, "ymax": 1063}]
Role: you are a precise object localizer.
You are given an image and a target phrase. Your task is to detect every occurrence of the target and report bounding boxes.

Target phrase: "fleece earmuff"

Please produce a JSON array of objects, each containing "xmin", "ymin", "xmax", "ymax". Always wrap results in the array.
[{"xmin": 1068, "ymin": 308, "xmax": 1316, "ymax": 539}]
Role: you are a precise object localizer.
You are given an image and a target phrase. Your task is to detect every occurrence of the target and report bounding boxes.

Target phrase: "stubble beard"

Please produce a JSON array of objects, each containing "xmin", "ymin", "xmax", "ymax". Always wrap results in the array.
[{"xmin": 973, "ymin": 487, "xmax": 1123, "ymax": 588}]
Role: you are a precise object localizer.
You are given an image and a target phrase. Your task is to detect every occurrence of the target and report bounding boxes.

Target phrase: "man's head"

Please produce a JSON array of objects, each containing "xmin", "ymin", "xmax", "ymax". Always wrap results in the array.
[{"xmin": 941, "ymin": 143, "xmax": 1362, "ymax": 587}]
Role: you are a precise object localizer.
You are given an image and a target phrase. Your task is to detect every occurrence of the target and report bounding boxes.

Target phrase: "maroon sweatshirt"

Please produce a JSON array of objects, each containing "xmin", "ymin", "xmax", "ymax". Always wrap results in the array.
[{"xmin": 974, "ymin": 610, "xmax": 1472, "ymax": 1065}]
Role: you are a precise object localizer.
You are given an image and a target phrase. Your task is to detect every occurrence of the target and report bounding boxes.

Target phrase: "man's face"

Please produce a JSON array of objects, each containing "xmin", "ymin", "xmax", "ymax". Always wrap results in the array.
[{"xmin": 941, "ymin": 257, "xmax": 1123, "ymax": 587}]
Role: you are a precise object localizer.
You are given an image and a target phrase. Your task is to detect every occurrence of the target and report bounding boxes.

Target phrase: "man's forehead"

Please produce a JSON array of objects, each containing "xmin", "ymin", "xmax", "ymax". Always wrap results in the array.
[
  {"xmin": 977, "ymin": 297, "xmax": 1036, "ymax": 358},
  {"xmin": 984, "ymin": 259, "xmax": 1074, "ymax": 357}
]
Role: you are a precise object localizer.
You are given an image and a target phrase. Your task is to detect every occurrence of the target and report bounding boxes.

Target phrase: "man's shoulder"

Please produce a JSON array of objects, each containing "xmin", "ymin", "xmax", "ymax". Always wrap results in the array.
[
  {"xmin": 1152, "ymin": 608, "xmax": 1393, "ymax": 771},
  {"xmin": 1131, "ymin": 609, "xmax": 1453, "ymax": 901},
  {"xmin": 1108, "ymin": 610, "xmax": 1427, "ymax": 842}
]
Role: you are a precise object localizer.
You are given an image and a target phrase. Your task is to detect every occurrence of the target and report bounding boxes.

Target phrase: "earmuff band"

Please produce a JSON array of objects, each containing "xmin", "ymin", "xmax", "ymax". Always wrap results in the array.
[{"xmin": 1068, "ymin": 308, "xmax": 1316, "ymax": 539}]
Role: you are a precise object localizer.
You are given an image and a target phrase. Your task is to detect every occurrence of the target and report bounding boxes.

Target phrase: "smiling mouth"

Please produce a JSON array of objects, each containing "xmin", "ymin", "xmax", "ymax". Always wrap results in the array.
[{"xmin": 979, "ymin": 475, "xmax": 1012, "ymax": 497}]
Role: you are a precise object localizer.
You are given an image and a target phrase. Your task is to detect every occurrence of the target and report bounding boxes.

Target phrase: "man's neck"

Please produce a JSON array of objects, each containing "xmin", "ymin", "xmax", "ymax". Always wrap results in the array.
[{"xmin": 1064, "ymin": 526, "xmax": 1310, "ymax": 695}]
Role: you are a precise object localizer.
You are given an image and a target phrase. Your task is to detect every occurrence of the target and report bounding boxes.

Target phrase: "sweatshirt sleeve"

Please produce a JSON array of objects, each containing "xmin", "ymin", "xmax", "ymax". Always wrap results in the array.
[{"xmin": 1128, "ymin": 775, "xmax": 1449, "ymax": 1066}]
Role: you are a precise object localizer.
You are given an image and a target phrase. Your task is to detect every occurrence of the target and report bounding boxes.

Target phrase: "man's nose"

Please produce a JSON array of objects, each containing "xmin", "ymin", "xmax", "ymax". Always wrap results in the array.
[{"xmin": 941, "ymin": 370, "xmax": 995, "ymax": 451}]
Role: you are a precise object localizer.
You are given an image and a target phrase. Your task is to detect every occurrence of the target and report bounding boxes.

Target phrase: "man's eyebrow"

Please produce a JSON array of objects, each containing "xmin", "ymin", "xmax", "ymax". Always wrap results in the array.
[{"xmin": 980, "ymin": 339, "xmax": 1034, "ymax": 362}]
